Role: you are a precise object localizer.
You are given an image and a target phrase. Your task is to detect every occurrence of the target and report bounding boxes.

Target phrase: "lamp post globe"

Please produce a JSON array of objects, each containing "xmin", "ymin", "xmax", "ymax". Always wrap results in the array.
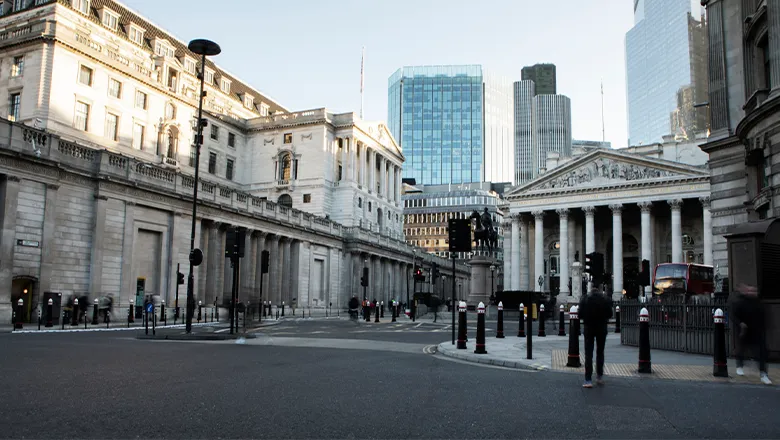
[{"xmin": 184, "ymin": 38, "xmax": 220, "ymax": 334}]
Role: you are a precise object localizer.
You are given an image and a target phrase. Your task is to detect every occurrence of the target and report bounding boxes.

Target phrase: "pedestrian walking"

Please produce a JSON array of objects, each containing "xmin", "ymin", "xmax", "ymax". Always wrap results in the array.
[
  {"xmin": 732, "ymin": 284, "xmax": 772, "ymax": 385},
  {"xmin": 578, "ymin": 287, "xmax": 613, "ymax": 388}
]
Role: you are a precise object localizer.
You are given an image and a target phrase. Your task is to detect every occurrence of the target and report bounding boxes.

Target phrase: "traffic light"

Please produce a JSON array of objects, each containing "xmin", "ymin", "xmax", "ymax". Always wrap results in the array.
[
  {"xmin": 225, "ymin": 227, "xmax": 246, "ymax": 259},
  {"xmin": 361, "ymin": 267, "xmax": 369, "ymax": 287},
  {"xmin": 260, "ymin": 250, "xmax": 270, "ymax": 274},
  {"xmin": 584, "ymin": 252, "xmax": 604, "ymax": 277},
  {"xmin": 448, "ymin": 218, "xmax": 472, "ymax": 253},
  {"xmin": 638, "ymin": 259, "xmax": 650, "ymax": 286},
  {"xmin": 413, "ymin": 265, "xmax": 424, "ymax": 282},
  {"xmin": 431, "ymin": 263, "xmax": 438, "ymax": 285},
  {"xmin": 177, "ymin": 272, "xmax": 185, "ymax": 285}
]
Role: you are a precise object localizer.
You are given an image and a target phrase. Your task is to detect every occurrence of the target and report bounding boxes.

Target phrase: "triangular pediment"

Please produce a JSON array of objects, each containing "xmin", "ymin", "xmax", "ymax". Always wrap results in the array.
[
  {"xmin": 357, "ymin": 121, "xmax": 404, "ymax": 159},
  {"xmin": 505, "ymin": 149, "xmax": 709, "ymax": 198}
]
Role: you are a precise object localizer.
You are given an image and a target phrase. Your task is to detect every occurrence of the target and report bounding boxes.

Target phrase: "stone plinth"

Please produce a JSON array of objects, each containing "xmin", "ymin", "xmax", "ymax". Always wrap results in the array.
[
  {"xmin": 468, "ymin": 255, "xmax": 498, "ymax": 309},
  {"xmin": 570, "ymin": 262, "xmax": 582, "ymax": 303}
]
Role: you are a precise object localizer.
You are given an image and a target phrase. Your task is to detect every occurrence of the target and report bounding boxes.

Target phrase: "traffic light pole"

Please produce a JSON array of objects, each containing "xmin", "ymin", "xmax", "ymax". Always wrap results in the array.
[{"xmin": 451, "ymin": 255, "xmax": 456, "ymax": 345}]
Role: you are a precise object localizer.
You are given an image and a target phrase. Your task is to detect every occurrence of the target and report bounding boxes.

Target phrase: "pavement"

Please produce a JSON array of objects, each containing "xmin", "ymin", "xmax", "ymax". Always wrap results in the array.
[
  {"xmin": 2, "ymin": 319, "xmax": 780, "ymax": 439},
  {"xmin": 437, "ymin": 329, "xmax": 778, "ymax": 385}
]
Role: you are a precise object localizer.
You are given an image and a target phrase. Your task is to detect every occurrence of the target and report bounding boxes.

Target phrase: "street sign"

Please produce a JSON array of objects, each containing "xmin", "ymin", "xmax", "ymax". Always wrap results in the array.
[
  {"xmin": 538, "ymin": 275, "xmax": 543, "ymax": 287},
  {"xmin": 146, "ymin": 303, "xmax": 154, "ymax": 313}
]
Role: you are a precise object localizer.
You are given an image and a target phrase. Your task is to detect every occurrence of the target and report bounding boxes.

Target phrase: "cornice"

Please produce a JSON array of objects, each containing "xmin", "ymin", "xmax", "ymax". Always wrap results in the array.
[
  {"xmin": 735, "ymin": 94, "xmax": 780, "ymax": 140},
  {"xmin": 509, "ymin": 176, "xmax": 710, "ymax": 200}
]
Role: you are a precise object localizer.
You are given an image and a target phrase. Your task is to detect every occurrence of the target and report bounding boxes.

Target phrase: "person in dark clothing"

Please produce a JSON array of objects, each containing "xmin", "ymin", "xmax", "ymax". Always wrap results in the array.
[
  {"xmin": 732, "ymin": 284, "xmax": 771, "ymax": 385},
  {"xmin": 578, "ymin": 288, "xmax": 613, "ymax": 388}
]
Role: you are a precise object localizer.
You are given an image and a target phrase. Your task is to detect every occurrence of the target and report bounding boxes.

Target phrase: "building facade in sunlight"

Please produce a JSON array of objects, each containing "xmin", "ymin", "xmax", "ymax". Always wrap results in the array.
[
  {"xmin": 387, "ymin": 65, "xmax": 514, "ymax": 185},
  {"xmin": 0, "ymin": 0, "xmax": 470, "ymax": 322}
]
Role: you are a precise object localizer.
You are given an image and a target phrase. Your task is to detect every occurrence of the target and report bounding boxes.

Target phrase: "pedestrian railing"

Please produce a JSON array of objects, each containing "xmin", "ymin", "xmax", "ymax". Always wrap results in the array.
[{"xmin": 619, "ymin": 297, "xmax": 731, "ymax": 356}]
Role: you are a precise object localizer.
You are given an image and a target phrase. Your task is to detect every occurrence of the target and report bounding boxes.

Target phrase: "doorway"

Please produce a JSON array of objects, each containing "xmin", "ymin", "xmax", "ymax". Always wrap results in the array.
[{"xmin": 11, "ymin": 277, "xmax": 37, "ymax": 322}]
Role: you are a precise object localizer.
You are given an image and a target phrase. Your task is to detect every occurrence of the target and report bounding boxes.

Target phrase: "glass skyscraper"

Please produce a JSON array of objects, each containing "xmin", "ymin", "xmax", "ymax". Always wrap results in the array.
[
  {"xmin": 388, "ymin": 65, "xmax": 513, "ymax": 185},
  {"xmin": 625, "ymin": 0, "xmax": 708, "ymax": 146}
]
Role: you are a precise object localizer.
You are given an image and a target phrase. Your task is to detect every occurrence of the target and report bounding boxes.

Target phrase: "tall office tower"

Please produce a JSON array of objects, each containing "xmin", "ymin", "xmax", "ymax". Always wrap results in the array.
[
  {"xmin": 388, "ymin": 65, "xmax": 514, "ymax": 185},
  {"xmin": 626, "ymin": 0, "xmax": 709, "ymax": 146},
  {"xmin": 521, "ymin": 63, "xmax": 557, "ymax": 95},
  {"xmin": 513, "ymin": 80, "xmax": 572, "ymax": 183}
]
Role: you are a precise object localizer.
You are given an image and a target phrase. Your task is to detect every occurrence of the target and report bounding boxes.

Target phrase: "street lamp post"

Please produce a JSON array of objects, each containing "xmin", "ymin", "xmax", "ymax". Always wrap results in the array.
[
  {"xmin": 490, "ymin": 264, "xmax": 495, "ymax": 304},
  {"xmin": 184, "ymin": 38, "xmax": 221, "ymax": 334}
]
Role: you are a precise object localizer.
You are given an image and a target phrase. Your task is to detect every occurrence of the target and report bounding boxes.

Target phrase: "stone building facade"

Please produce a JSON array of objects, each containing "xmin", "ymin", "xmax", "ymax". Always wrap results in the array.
[
  {"xmin": 0, "ymin": 0, "xmax": 469, "ymax": 321},
  {"xmin": 700, "ymin": 0, "xmax": 780, "ymax": 277}
]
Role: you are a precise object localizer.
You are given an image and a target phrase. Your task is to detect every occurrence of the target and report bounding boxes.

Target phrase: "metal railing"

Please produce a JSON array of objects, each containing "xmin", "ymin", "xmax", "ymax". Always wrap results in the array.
[{"xmin": 619, "ymin": 297, "xmax": 731, "ymax": 356}]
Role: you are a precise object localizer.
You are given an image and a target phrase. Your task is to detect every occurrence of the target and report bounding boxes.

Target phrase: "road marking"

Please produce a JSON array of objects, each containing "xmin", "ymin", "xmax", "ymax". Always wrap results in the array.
[{"xmin": 423, "ymin": 345, "xmax": 438, "ymax": 354}]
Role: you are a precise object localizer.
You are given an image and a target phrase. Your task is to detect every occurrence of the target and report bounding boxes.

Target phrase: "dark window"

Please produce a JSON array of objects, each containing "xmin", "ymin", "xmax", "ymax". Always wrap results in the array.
[
  {"xmin": 368, "ymin": 202, "xmax": 372, "ymax": 212},
  {"xmin": 79, "ymin": 65, "xmax": 93, "ymax": 86},
  {"xmin": 11, "ymin": 56, "xmax": 23, "ymax": 77},
  {"xmin": 208, "ymin": 152, "xmax": 217, "ymax": 174},
  {"xmin": 228, "ymin": 132, "xmax": 235, "ymax": 148},
  {"xmin": 759, "ymin": 36, "xmax": 772, "ymax": 89},
  {"xmin": 358, "ymin": 197, "xmax": 362, "ymax": 208},
  {"xmin": 338, "ymin": 165, "xmax": 343, "ymax": 181},
  {"xmin": 8, "ymin": 93, "xmax": 20, "ymax": 121},
  {"xmin": 226, "ymin": 158, "xmax": 234, "ymax": 180},
  {"xmin": 189, "ymin": 148, "xmax": 196, "ymax": 166},
  {"xmin": 210, "ymin": 124, "xmax": 219, "ymax": 140},
  {"xmin": 303, "ymin": 194, "xmax": 312, "ymax": 203},
  {"xmin": 283, "ymin": 133, "xmax": 292, "ymax": 144}
]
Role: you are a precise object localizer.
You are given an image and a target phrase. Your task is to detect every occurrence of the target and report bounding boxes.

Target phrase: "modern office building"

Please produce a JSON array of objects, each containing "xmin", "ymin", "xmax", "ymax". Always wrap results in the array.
[
  {"xmin": 521, "ymin": 63, "xmax": 557, "ymax": 95},
  {"xmin": 626, "ymin": 0, "xmax": 709, "ymax": 146},
  {"xmin": 387, "ymin": 65, "xmax": 513, "ymax": 186},
  {"xmin": 514, "ymin": 80, "xmax": 573, "ymax": 184},
  {"xmin": 572, "ymin": 139, "xmax": 612, "ymax": 150}
]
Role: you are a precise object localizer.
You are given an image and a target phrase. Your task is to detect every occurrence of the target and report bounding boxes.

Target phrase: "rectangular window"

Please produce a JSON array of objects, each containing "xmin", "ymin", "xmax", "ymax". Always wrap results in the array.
[
  {"xmin": 73, "ymin": 0, "xmax": 89, "ymax": 14},
  {"xmin": 189, "ymin": 148, "xmax": 196, "ymax": 166},
  {"xmin": 11, "ymin": 56, "xmax": 23, "ymax": 77},
  {"xmin": 204, "ymin": 70, "xmax": 214, "ymax": 84},
  {"xmin": 228, "ymin": 132, "xmax": 235, "ymax": 148},
  {"xmin": 208, "ymin": 152, "xmax": 217, "ymax": 174},
  {"xmin": 102, "ymin": 11, "xmax": 118, "ymax": 30},
  {"xmin": 104, "ymin": 113, "xmax": 118, "ymax": 141},
  {"xmin": 128, "ymin": 26, "xmax": 143, "ymax": 45},
  {"xmin": 184, "ymin": 58, "xmax": 196, "ymax": 75},
  {"xmin": 210, "ymin": 124, "xmax": 219, "ymax": 140},
  {"xmin": 226, "ymin": 158, "xmax": 234, "ymax": 181},
  {"xmin": 135, "ymin": 90, "xmax": 147, "ymax": 109},
  {"xmin": 303, "ymin": 194, "xmax": 312, "ymax": 203},
  {"xmin": 108, "ymin": 78, "xmax": 122, "ymax": 98},
  {"xmin": 243, "ymin": 95, "xmax": 254, "ymax": 109},
  {"xmin": 74, "ymin": 101, "xmax": 89, "ymax": 131},
  {"xmin": 259, "ymin": 103, "xmax": 269, "ymax": 116},
  {"xmin": 132, "ymin": 123, "xmax": 144, "ymax": 149},
  {"xmin": 220, "ymin": 79, "xmax": 231, "ymax": 94},
  {"xmin": 8, "ymin": 93, "xmax": 20, "ymax": 122},
  {"xmin": 283, "ymin": 133, "xmax": 292, "ymax": 144},
  {"xmin": 78, "ymin": 65, "xmax": 93, "ymax": 86}
]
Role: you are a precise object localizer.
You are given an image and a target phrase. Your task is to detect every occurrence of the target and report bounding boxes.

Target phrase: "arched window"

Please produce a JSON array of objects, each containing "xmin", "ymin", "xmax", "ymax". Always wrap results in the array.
[
  {"xmin": 277, "ymin": 194, "xmax": 292, "ymax": 208},
  {"xmin": 279, "ymin": 154, "xmax": 291, "ymax": 180},
  {"xmin": 166, "ymin": 126, "xmax": 178, "ymax": 158},
  {"xmin": 165, "ymin": 103, "xmax": 176, "ymax": 120}
]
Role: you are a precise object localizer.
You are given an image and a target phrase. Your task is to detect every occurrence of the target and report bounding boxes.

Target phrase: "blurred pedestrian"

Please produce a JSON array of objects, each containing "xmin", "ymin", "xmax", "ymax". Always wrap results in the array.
[
  {"xmin": 578, "ymin": 287, "xmax": 613, "ymax": 388},
  {"xmin": 732, "ymin": 284, "xmax": 771, "ymax": 385}
]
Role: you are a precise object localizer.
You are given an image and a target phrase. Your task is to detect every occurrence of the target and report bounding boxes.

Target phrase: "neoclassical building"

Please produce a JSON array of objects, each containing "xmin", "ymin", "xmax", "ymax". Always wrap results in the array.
[
  {"xmin": 0, "ymin": 0, "xmax": 469, "ymax": 322},
  {"xmin": 502, "ymin": 142, "xmax": 712, "ymax": 303}
]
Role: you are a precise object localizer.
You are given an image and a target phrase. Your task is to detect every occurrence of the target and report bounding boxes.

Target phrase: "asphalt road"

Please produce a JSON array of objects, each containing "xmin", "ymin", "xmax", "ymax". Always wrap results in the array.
[{"xmin": 1, "ymin": 320, "xmax": 778, "ymax": 439}]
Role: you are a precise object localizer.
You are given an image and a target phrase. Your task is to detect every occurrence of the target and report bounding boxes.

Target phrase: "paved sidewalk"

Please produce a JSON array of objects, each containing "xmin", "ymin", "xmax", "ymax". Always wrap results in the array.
[{"xmin": 437, "ymin": 332, "xmax": 778, "ymax": 385}]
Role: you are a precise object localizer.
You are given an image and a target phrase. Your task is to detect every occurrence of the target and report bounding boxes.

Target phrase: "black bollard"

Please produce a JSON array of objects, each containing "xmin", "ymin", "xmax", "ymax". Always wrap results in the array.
[
  {"xmin": 517, "ymin": 303, "xmax": 526, "ymax": 337},
  {"xmin": 526, "ymin": 302, "xmax": 533, "ymax": 360},
  {"xmin": 38, "ymin": 308, "xmax": 41, "ymax": 330},
  {"xmin": 713, "ymin": 308, "xmax": 728, "ymax": 377},
  {"xmin": 61, "ymin": 308, "xmax": 65, "ymax": 330},
  {"xmin": 128, "ymin": 301, "xmax": 134, "ymax": 324},
  {"xmin": 144, "ymin": 307, "xmax": 149, "ymax": 335},
  {"xmin": 276, "ymin": 310, "xmax": 279, "ymax": 320},
  {"xmin": 161, "ymin": 301, "xmax": 166, "ymax": 325},
  {"xmin": 558, "ymin": 304, "xmax": 566, "ymax": 336},
  {"xmin": 84, "ymin": 309, "xmax": 87, "ymax": 329},
  {"xmin": 197, "ymin": 301, "xmax": 202, "ymax": 323},
  {"xmin": 614, "ymin": 306, "xmax": 621, "ymax": 333},
  {"xmin": 152, "ymin": 307, "xmax": 156, "ymax": 336},
  {"xmin": 374, "ymin": 304, "xmax": 380, "ymax": 323},
  {"xmin": 71, "ymin": 299, "xmax": 79, "ymax": 326},
  {"xmin": 46, "ymin": 298, "xmax": 53, "ymax": 328},
  {"xmin": 380, "ymin": 301, "xmax": 384, "ymax": 318},
  {"xmin": 456, "ymin": 302, "xmax": 467, "ymax": 349},
  {"xmin": 282, "ymin": 302, "xmax": 285, "ymax": 317},
  {"xmin": 92, "ymin": 299, "xmax": 99, "ymax": 325},
  {"xmin": 538, "ymin": 304, "xmax": 546, "ymax": 337},
  {"xmin": 638, "ymin": 307, "xmax": 652, "ymax": 374},
  {"xmin": 566, "ymin": 305, "xmax": 581, "ymax": 367},
  {"xmin": 474, "ymin": 302, "xmax": 487, "ymax": 354},
  {"xmin": 391, "ymin": 301, "xmax": 397, "ymax": 322},
  {"xmin": 496, "ymin": 301, "xmax": 505, "ymax": 338},
  {"xmin": 262, "ymin": 302, "xmax": 267, "ymax": 318}
]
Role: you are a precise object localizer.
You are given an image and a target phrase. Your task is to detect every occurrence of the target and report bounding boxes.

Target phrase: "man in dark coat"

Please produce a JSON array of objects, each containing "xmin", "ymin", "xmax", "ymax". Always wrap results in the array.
[
  {"xmin": 578, "ymin": 288, "xmax": 613, "ymax": 388},
  {"xmin": 732, "ymin": 284, "xmax": 771, "ymax": 385}
]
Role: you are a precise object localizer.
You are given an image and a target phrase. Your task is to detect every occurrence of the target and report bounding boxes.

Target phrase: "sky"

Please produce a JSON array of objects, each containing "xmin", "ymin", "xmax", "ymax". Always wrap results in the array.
[{"xmin": 121, "ymin": 0, "xmax": 636, "ymax": 149}]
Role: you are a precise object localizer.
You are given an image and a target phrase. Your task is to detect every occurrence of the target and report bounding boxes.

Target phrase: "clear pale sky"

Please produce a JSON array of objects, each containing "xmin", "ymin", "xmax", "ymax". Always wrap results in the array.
[{"xmin": 122, "ymin": 0, "xmax": 636, "ymax": 149}]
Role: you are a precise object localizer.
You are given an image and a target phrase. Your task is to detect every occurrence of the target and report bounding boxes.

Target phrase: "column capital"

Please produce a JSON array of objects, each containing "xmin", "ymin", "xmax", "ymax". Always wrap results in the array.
[
  {"xmin": 531, "ymin": 209, "xmax": 545, "ymax": 219},
  {"xmin": 46, "ymin": 183, "xmax": 60, "ymax": 190},
  {"xmin": 699, "ymin": 196, "xmax": 711, "ymax": 208},
  {"xmin": 582, "ymin": 205, "xmax": 596, "ymax": 216},
  {"xmin": 638, "ymin": 201, "xmax": 653, "ymax": 213},
  {"xmin": 667, "ymin": 199, "xmax": 683, "ymax": 210},
  {"xmin": 209, "ymin": 221, "xmax": 221, "ymax": 231},
  {"xmin": 555, "ymin": 208, "xmax": 569, "ymax": 219},
  {"xmin": 609, "ymin": 204, "xmax": 623, "ymax": 213}
]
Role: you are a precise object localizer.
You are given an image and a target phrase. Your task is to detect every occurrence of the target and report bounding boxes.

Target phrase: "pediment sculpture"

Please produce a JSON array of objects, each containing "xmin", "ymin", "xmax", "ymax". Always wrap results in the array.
[{"xmin": 538, "ymin": 158, "xmax": 676, "ymax": 190}]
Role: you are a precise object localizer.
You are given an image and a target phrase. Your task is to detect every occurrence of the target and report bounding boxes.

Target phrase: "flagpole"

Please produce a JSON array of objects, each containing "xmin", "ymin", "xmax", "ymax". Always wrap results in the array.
[
  {"xmin": 601, "ymin": 79, "xmax": 605, "ymax": 143},
  {"xmin": 360, "ymin": 46, "xmax": 365, "ymax": 119}
]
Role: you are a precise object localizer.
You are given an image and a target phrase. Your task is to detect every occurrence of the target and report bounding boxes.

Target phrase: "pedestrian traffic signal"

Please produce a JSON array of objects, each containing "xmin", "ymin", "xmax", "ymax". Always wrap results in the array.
[
  {"xmin": 584, "ymin": 252, "xmax": 604, "ymax": 278},
  {"xmin": 361, "ymin": 267, "xmax": 369, "ymax": 287},
  {"xmin": 177, "ymin": 272, "xmax": 185, "ymax": 285}
]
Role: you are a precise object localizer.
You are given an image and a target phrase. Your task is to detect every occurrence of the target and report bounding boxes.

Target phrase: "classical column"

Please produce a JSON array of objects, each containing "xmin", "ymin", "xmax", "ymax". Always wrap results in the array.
[
  {"xmin": 0, "ymin": 176, "xmax": 20, "ymax": 318},
  {"xmin": 705, "ymin": 0, "xmax": 729, "ymax": 132},
  {"xmin": 583, "ymin": 206, "xmax": 595, "ymax": 254},
  {"xmin": 254, "ymin": 232, "xmax": 267, "ymax": 303},
  {"xmin": 290, "ymin": 241, "xmax": 300, "ymax": 306},
  {"xmin": 206, "ymin": 222, "xmax": 221, "ymax": 306},
  {"xmin": 89, "ymin": 195, "xmax": 108, "ymax": 298},
  {"xmin": 639, "ymin": 201, "xmax": 653, "ymax": 298},
  {"xmin": 768, "ymin": 0, "xmax": 780, "ymax": 95},
  {"xmin": 557, "ymin": 208, "xmax": 570, "ymax": 297},
  {"xmin": 396, "ymin": 167, "xmax": 402, "ymax": 202},
  {"xmin": 568, "ymin": 216, "xmax": 576, "ymax": 268},
  {"xmin": 267, "ymin": 235, "xmax": 280, "ymax": 304},
  {"xmin": 240, "ymin": 229, "xmax": 254, "ymax": 302},
  {"xmin": 519, "ymin": 216, "xmax": 529, "ymax": 290},
  {"xmin": 669, "ymin": 199, "xmax": 683, "ymax": 263},
  {"xmin": 281, "ymin": 238, "xmax": 291, "ymax": 304},
  {"xmin": 510, "ymin": 215, "xmax": 521, "ymax": 291},
  {"xmin": 38, "ymin": 184, "xmax": 59, "ymax": 296},
  {"xmin": 701, "ymin": 196, "xmax": 713, "ymax": 266},
  {"xmin": 533, "ymin": 210, "xmax": 545, "ymax": 292},
  {"xmin": 610, "ymin": 204, "xmax": 623, "ymax": 301}
]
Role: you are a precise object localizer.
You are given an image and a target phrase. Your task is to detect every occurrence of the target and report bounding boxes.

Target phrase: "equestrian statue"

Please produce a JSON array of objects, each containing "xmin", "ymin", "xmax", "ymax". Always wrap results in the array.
[{"xmin": 469, "ymin": 207, "xmax": 498, "ymax": 255}]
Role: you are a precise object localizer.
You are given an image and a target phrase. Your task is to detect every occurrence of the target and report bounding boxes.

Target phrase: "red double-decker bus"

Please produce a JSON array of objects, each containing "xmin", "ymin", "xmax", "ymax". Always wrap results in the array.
[{"xmin": 652, "ymin": 263, "xmax": 714, "ymax": 298}]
